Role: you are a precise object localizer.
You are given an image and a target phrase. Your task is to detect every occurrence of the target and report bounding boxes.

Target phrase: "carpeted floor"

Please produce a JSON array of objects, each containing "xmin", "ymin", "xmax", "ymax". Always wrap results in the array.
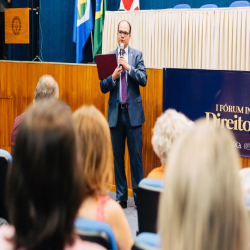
[{"xmin": 109, "ymin": 192, "xmax": 138, "ymax": 239}]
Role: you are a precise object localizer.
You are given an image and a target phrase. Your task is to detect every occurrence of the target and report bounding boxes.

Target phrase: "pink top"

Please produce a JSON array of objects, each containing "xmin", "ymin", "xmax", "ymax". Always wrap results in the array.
[
  {"xmin": 0, "ymin": 225, "xmax": 105, "ymax": 250},
  {"xmin": 11, "ymin": 112, "xmax": 26, "ymax": 155},
  {"xmin": 96, "ymin": 195, "xmax": 110, "ymax": 221}
]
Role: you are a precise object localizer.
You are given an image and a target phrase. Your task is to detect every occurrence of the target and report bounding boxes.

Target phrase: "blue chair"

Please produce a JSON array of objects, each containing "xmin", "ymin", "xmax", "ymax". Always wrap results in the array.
[
  {"xmin": 0, "ymin": 149, "xmax": 12, "ymax": 164},
  {"xmin": 137, "ymin": 178, "xmax": 164, "ymax": 234},
  {"xmin": 74, "ymin": 217, "xmax": 118, "ymax": 250},
  {"xmin": 0, "ymin": 149, "xmax": 12, "ymax": 220},
  {"xmin": 173, "ymin": 4, "xmax": 191, "ymax": 9},
  {"xmin": 200, "ymin": 4, "xmax": 218, "ymax": 8},
  {"xmin": 245, "ymin": 196, "xmax": 250, "ymax": 207},
  {"xmin": 132, "ymin": 232, "xmax": 160, "ymax": 250},
  {"xmin": 229, "ymin": 1, "xmax": 250, "ymax": 7}
]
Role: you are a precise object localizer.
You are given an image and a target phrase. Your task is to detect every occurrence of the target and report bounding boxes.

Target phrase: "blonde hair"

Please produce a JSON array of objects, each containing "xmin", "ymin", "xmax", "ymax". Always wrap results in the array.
[
  {"xmin": 151, "ymin": 109, "xmax": 194, "ymax": 166},
  {"xmin": 159, "ymin": 120, "xmax": 249, "ymax": 250},
  {"xmin": 73, "ymin": 105, "xmax": 113, "ymax": 197}
]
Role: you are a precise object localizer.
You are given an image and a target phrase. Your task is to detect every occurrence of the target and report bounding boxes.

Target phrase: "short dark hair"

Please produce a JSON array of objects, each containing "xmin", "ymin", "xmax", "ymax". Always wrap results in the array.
[
  {"xmin": 7, "ymin": 99, "xmax": 84, "ymax": 250},
  {"xmin": 118, "ymin": 20, "xmax": 131, "ymax": 34}
]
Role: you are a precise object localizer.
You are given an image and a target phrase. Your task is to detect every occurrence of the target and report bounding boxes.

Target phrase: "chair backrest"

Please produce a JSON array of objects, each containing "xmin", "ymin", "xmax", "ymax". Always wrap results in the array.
[
  {"xmin": 137, "ymin": 178, "xmax": 164, "ymax": 234},
  {"xmin": 200, "ymin": 4, "xmax": 218, "ymax": 8},
  {"xmin": 229, "ymin": 1, "xmax": 250, "ymax": 7},
  {"xmin": 245, "ymin": 196, "xmax": 250, "ymax": 207},
  {"xmin": 173, "ymin": 4, "xmax": 191, "ymax": 9},
  {"xmin": 74, "ymin": 217, "xmax": 118, "ymax": 250},
  {"xmin": 0, "ymin": 149, "xmax": 12, "ymax": 220},
  {"xmin": 132, "ymin": 232, "xmax": 160, "ymax": 250}
]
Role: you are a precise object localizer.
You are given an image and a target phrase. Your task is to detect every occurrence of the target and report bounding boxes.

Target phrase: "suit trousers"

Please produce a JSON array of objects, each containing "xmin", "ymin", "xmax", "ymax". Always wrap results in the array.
[
  {"xmin": 0, "ymin": 12, "xmax": 8, "ymax": 60},
  {"xmin": 110, "ymin": 107, "xmax": 143, "ymax": 202}
]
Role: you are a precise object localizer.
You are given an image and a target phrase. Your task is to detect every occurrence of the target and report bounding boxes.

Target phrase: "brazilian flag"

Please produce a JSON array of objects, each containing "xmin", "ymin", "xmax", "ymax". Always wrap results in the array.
[
  {"xmin": 93, "ymin": 0, "xmax": 106, "ymax": 61},
  {"xmin": 73, "ymin": 0, "xmax": 93, "ymax": 63}
]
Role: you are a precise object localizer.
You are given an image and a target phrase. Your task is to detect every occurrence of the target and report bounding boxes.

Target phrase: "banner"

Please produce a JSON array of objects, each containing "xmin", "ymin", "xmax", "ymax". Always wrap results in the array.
[
  {"xmin": 73, "ymin": 0, "xmax": 93, "ymax": 63},
  {"xmin": 93, "ymin": 0, "xmax": 106, "ymax": 61},
  {"xmin": 163, "ymin": 68, "xmax": 250, "ymax": 157},
  {"xmin": 119, "ymin": 0, "xmax": 139, "ymax": 10}
]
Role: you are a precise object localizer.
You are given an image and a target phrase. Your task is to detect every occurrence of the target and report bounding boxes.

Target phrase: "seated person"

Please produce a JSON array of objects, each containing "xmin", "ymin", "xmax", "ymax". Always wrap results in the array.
[
  {"xmin": 0, "ymin": 99, "xmax": 104, "ymax": 250},
  {"xmin": 158, "ymin": 120, "xmax": 249, "ymax": 250},
  {"xmin": 239, "ymin": 167, "xmax": 250, "ymax": 229},
  {"xmin": 147, "ymin": 109, "xmax": 194, "ymax": 179},
  {"xmin": 73, "ymin": 105, "xmax": 134, "ymax": 250},
  {"xmin": 239, "ymin": 167, "xmax": 250, "ymax": 197},
  {"xmin": 11, "ymin": 74, "xmax": 59, "ymax": 155}
]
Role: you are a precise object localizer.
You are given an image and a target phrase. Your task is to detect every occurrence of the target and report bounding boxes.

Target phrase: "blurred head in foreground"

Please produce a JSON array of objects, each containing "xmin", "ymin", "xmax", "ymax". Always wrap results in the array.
[
  {"xmin": 159, "ymin": 120, "xmax": 249, "ymax": 250},
  {"xmin": 7, "ymin": 99, "xmax": 84, "ymax": 250},
  {"xmin": 152, "ymin": 109, "xmax": 194, "ymax": 166},
  {"xmin": 73, "ymin": 105, "xmax": 112, "ymax": 197}
]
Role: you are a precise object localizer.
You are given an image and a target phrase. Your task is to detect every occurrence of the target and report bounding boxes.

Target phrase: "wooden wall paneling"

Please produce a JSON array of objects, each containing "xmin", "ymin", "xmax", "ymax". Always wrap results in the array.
[
  {"xmin": 26, "ymin": 63, "xmax": 43, "ymax": 107},
  {"xmin": 240, "ymin": 157, "xmax": 250, "ymax": 169},
  {"xmin": 141, "ymin": 69, "xmax": 163, "ymax": 177},
  {"xmin": 2, "ymin": 61, "xmax": 249, "ymax": 195},
  {"xmin": 0, "ymin": 98, "xmax": 13, "ymax": 152},
  {"xmin": 0, "ymin": 62, "xmax": 165, "ymax": 196},
  {"xmin": 6, "ymin": 62, "xmax": 13, "ymax": 98},
  {"xmin": 17, "ymin": 63, "xmax": 29, "ymax": 115},
  {"xmin": 0, "ymin": 62, "xmax": 7, "ymax": 97},
  {"xmin": 66, "ymin": 64, "xmax": 80, "ymax": 110},
  {"xmin": 0, "ymin": 62, "xmax": 14, "ymax": 152}
]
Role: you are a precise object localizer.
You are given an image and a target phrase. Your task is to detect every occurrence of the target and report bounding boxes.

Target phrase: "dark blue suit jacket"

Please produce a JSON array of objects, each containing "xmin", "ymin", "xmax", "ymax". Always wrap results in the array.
[{"xmin": 100, "ymin": 46, "xmax": 147, "ymax": 128}]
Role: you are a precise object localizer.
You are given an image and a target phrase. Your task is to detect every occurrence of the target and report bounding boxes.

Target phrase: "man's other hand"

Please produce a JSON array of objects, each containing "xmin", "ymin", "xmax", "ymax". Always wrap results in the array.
[{"xmin": 112, "ymin": 66, "xmax": 123, "ymax": 81}]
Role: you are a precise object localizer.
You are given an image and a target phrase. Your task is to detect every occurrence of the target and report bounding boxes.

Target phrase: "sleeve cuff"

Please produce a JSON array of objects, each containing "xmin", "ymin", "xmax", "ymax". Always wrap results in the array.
[{"xmin": 127, "ymin": 65, "xmax": 131, "ymax": 74}]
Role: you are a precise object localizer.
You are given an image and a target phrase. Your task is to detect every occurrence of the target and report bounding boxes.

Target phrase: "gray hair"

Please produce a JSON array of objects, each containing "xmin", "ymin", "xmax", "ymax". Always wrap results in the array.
[
  {"xmin": 151, "ymin": 109, "xmax": 194, "ymax": 166},
  {"xmin": 33, "ymin": 75, "xmax": 59, "ymax": 102}
]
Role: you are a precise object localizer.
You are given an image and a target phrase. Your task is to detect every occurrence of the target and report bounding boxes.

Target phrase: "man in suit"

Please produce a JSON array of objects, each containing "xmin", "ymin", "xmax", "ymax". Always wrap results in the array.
[
  {"xmin": 0, "ymin": 0, "xmax": 10, "ymax": 60},
  {"xmin": 100, "ymin": 20, "xmax": 147, "ymax": 208}
]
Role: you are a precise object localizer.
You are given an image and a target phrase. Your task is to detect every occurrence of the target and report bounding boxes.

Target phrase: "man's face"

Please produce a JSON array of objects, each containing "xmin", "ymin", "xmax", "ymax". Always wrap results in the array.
[{"xmin": 117, "ymin": 21, "xmax": 131, "ymax": 49}]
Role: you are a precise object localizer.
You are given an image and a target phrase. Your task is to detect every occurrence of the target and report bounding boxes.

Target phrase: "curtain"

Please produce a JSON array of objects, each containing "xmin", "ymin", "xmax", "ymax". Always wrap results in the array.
[{"xmin": 103, "ymin": 7, "xmax": 250, "ymax": 70}]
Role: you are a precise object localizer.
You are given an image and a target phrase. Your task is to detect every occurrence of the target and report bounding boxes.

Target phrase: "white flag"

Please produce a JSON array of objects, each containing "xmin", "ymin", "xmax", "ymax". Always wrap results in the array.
[{"xmin": 119, "ymin": 0, "xmax": 139, "ymax": 10}]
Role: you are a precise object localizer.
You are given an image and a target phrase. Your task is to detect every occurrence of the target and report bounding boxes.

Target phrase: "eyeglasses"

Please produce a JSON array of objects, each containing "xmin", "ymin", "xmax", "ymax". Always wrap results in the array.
[{"xmin": 118, "ymin": 30, "xmax": 130, "ymax": 37}]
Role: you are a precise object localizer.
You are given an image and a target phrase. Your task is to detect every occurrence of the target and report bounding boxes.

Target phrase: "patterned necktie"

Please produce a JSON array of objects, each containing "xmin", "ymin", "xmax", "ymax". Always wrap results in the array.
[{"xmin": 121, "ymin": 50, "xmax": 127, "ymax": 103}]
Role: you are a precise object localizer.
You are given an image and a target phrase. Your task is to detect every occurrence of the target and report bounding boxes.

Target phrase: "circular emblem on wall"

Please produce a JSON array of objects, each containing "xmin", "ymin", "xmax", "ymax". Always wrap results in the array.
[{"xmin": 12, "ymin": 16, "xmax": 21, "ymax": 35}]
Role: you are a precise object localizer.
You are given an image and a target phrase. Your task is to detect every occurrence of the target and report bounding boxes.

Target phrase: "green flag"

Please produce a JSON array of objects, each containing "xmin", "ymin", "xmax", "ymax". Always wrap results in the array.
[{"xmin": 93, "ymin": 0, "xmax": 106, "ymax": 61}]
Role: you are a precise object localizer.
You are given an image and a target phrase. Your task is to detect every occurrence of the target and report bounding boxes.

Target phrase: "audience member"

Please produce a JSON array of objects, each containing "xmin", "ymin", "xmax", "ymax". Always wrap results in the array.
[
  {"xmin": 239, "ymin": 167, "xmax": 250, "ymax": 231},
  {"xmin": 11, "ymin": 74, "xmax": 59, "ymax": 155},
  {"xmin": 239, "ymin": 168, "xmax": 250, "ymax": 197},
  {"xmin": 0, "ymin": 99, "xmax": 104, "ymax": 250},
  {"xmin": 147, "ymin": 109, "xmax": 194, "ymax": 179},
  {"xmin": 159, "ymin": 120, "xmax": 249, "ymax": 250},
  {"xmin": 73, "ymin": 105, "xmax": 133, "ymax": 250}
]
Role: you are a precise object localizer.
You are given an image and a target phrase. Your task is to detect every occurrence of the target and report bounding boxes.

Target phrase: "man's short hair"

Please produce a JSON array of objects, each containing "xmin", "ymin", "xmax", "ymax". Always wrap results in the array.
[
  {"xmin": 33, "ymin": 75, "xmax": 59, "ymax": 102},
  {"xmin": 118, "ymin": 20, "xmax": 131, "ymax": 34}
]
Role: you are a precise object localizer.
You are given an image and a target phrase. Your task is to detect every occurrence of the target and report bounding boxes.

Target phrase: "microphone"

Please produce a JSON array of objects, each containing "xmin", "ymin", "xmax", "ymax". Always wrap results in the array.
[{"xmin": 119, "ymin": 44, "xmax": 124, "ymax": 68}]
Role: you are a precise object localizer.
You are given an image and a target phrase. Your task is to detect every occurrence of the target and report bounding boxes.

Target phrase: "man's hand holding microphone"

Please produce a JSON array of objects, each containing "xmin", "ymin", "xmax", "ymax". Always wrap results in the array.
[{"xmin": 112, "ymin": 43, "xmax": 129, "ymax": 81}]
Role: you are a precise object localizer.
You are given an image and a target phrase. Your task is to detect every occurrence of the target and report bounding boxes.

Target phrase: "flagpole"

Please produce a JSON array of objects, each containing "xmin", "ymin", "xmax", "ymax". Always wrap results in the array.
[{"xmin": 90, "ymin": 31, "xmax": 94, "ymax": 61}]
